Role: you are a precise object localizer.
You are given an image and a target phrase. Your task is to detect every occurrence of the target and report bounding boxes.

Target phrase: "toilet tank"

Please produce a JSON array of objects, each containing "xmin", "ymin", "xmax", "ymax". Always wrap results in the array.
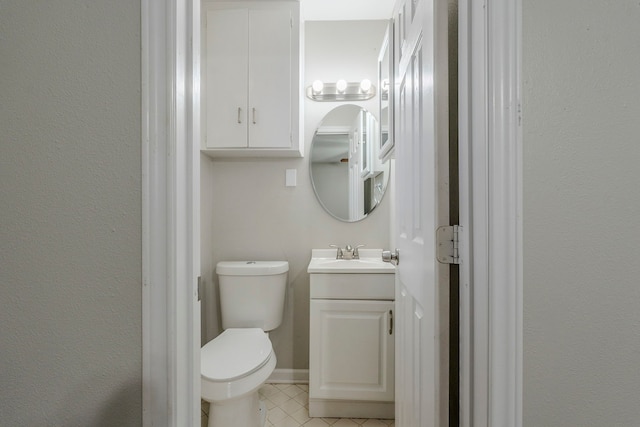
[{"xmin": 216, "ymin": 261, "xmax": 288, "ymax": 331}]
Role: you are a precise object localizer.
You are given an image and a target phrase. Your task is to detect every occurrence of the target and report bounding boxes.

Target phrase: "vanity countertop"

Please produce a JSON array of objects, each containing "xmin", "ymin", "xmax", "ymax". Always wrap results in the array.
[{"xmin": 308, "ymin": 249, "xmax": 395, "ymax": 274}]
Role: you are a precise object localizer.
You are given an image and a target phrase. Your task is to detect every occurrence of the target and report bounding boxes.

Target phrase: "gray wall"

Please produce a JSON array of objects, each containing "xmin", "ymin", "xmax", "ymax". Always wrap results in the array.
[
  {"xmin": 0, "ymin": 1, "xmax": 142, "ymax": 425},
  {"xmin": 523, "ymin": 1, "xmax": 640, "ymax": 425},
  {"xmin": 200, "ymin": 20, "xmax": 391, "ymax": 370}
]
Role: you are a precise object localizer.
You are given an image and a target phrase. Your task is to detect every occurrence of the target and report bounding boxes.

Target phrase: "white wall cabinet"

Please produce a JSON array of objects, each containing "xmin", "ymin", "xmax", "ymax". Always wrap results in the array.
[{"xmin": 202, "ymin": 1, "xmax": 302, "ymax": 157}]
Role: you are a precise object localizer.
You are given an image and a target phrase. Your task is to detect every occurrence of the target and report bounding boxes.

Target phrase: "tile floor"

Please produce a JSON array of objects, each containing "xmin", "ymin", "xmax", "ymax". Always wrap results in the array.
[{"xmin": 201, "ymin": 383, "xmax": 395, "ymax": 427}]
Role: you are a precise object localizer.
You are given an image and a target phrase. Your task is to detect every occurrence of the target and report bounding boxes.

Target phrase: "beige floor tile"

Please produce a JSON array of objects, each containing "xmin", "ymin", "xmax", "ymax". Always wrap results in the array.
[
  {"xmin": 303, "ymin": 418, "xmax": 330, "ymax": 426},
  {"xmin": 361, "ymin": 420, "xmax": 387, "ymax": 426},
  {"xmin": 272, "ymin": 415, "xmax": 303, "ymax": 427},
  {"xmin": 332, "ymin": 419, "xmax": 360, "ymax": 426},
  {"xmin": 268, "ymin": 406, "xmax": 289, "ymax": 423},
  {"xmin": 293, "ymin": 391, "xmax": 309, "ymax": 407},
  {"xmin": 269, "ymin": 391, "xmax": 292, "ymax": 405},
  {"xmin": 291, "ymin": 406, "xmax": 311, "ymax": 424},
  {"xmin": 280, "ymin": 397, "xmax": 304, "ymax": 415},
  {"xmin": 282, "ymin": 384, "xmax": 305, "ymax": 398}
]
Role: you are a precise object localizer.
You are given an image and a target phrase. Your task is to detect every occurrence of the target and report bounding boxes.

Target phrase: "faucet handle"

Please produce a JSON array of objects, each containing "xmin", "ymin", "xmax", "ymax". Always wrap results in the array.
[
  {"xmin": 329, "ymin": 244, "xmax": 344, "ymax": 259},
  {"xmin": 353, "ymin": 244, "xmax": 365, "ymax": 259}
]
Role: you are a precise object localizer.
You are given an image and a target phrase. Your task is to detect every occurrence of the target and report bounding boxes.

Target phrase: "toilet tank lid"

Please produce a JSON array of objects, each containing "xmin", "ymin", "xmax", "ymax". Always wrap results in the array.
[{"xmin": 216, "ymin": 261, "xmax": 289, "ymax": 276}]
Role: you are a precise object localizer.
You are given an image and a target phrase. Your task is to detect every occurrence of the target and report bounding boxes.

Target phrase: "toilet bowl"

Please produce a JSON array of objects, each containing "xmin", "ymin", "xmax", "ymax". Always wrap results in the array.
[
  {"xmin": 201, "ymin": 329, "xmax": 276, "ymax": 427},
  {"xmin": 201, "ymin": 261, "xmax": 288, "ymax": 427}
]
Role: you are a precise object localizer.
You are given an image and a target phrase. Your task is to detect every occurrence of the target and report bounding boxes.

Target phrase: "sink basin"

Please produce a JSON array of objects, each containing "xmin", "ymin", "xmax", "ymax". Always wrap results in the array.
[
  {"xmin": 307, "ymin": 249, "xmax": 395, "ymax": 274},
  {"xmin": 308, "ymin": 248, "xmax": 395, "ymax": 300}
]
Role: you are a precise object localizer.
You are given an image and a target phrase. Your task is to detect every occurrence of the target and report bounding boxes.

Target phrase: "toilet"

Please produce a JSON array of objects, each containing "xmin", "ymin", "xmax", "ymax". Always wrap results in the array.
[{"xmin": 201, "ymin": 261, "xmax": 288, "ymax": 427}]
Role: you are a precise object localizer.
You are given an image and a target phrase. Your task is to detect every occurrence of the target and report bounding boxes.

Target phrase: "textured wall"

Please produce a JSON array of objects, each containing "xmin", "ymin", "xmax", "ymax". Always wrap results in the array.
[
  {"xmin": 0, "ymin": 1, "xmax": 142, "ymax": 425},
  {"xmin": 200, "ymin": 20, "xmax": 391, "ymax": 370},
  {"xmin": 523, "ymin": 1, "xmax": 640, "ymax": 425}
]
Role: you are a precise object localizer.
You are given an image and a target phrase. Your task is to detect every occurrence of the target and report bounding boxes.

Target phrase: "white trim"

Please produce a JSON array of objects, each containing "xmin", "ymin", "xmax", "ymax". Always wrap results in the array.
[
  {"xmin": 267, "ymin": 369, "xmax": 310, "ymax": 384},
  {"xmin": 458, "ymin": 0, "xmax": 522, "ymax": 426},
  {"xmin": 142, "ymin": 0, "xmax": 201, "ymax": 425}
]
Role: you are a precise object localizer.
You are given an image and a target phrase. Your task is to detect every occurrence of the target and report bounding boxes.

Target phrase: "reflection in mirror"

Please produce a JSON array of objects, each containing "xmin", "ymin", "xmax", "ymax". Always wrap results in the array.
[
  {"xmin": 310, "ymin": 105, "xmax": 391, "ymax": 222},
  {"xmin": 378, "ymin": 20, "xmax": 394, "ymax": 160}
]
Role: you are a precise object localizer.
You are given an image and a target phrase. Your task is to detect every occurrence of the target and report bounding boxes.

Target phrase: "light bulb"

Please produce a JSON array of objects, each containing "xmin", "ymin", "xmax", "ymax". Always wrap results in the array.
[
  {"xmin": 312, "ymin": 80, "xmax": 324, "ymax": 94},
  {"xmin": 360, "ymin": 79, "xmax": 372, "ymax": 93},
  {"xmin": 336, "ymin": 79, "xmax": 348, "ymax": 93}
]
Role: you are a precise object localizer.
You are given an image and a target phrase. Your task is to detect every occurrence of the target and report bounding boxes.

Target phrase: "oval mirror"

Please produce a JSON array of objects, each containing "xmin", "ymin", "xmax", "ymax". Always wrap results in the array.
[{"xmin": 310, "ymin": 105, "xmax": 391, "ymax": 222}]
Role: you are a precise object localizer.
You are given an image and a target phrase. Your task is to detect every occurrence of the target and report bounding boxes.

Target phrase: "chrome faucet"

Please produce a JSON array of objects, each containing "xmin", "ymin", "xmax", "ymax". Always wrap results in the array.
[
  {"xmin": 329, "ymin": 245, "xmax": 343, "ymax": 259},
  {"xmin": 329, "ymin": 244, "xmax": 365, "ymax": 260}
]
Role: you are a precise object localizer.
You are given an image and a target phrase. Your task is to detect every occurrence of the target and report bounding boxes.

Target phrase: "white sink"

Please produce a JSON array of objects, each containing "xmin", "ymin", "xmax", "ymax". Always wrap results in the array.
[
  {"xmin": 308, "ymin": 249, "xmax": 395, "ymax": 301},
  {"xmin": 307, "ymin": 249, "xmax": 395, "ymax": 274}
]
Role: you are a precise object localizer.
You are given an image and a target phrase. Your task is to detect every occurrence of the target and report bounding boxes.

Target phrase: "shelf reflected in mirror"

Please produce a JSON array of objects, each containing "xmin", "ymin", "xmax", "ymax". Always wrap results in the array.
[{"xmin": 310, "ymin": 104, "xmax": 391, "ymax": 222}]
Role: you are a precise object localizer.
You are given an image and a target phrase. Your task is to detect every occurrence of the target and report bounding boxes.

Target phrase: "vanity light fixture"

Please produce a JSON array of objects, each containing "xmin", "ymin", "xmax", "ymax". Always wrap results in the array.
[
  {"xmin": 312, "ymin": 80, "xmax": 324, "ymax": 94},
  {"xmin": 360, "ymin": 79, "xmax": 372, "ymax": 94},
  {"xmin": 306, "ymin": 79, "xmax": 377, "ymax": 102}
]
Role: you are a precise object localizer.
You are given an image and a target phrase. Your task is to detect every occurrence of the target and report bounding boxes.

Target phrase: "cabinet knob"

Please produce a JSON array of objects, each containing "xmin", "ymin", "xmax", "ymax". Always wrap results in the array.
[
  {"xmin": 237, "ymin": 107, "xmax": 242, "ymax": 124},
  {"xmin": 252, "ymin": 107, "xmax": 257, "ymax": 124}
]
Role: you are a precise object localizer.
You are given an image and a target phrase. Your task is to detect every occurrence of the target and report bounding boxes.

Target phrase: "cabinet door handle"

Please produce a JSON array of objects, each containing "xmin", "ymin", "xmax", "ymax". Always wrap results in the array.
[
  {"xmin": 252, "ymin": 107, "xmax": 256, "ymax": 124},
  {"xmin": 237, "ymin": 107, "xmax": 242, "ymax": 124},
  {"xmin": 389, "ymin": 309, "xmax": 393, "ymax": 335}
]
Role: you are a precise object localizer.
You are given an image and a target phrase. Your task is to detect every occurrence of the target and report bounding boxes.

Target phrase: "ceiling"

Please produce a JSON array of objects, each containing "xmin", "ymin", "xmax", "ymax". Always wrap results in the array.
[{"xmin": 301, "ymin": 0, "xmax": 395, "ymax": 21}]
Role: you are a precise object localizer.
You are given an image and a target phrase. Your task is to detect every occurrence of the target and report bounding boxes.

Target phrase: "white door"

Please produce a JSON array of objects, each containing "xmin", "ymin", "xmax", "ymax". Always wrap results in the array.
[{"xmin": 392, "ymin": 0, "xmax": 449, "ymax": 425}]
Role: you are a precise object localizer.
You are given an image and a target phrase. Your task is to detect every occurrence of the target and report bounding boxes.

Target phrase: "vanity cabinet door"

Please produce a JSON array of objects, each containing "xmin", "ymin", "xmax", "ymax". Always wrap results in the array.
[{"xmin": 310, "ymin": 299, "xmax": 395, "ymax": 402}]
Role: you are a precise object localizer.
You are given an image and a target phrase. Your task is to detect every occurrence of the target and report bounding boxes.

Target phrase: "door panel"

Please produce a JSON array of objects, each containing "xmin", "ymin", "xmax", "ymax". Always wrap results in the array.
[
  {"xmin": 393, "ymin": 0, "xmax": 449, "ymax": 425},
  {"xmin": 248, "ymin": 8, "xmax": 292, "ymax": 148},
  {"xmin": 310, "ymin": 299, "xmax": 395, "ymax": 402},
  {"xmin": 205, "ymin": 9, "xmax": 248, "ymax": 148}
]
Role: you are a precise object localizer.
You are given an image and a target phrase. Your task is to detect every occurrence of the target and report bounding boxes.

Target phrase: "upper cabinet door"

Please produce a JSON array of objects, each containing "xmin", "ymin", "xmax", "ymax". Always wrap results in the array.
[
  {"xmin": 248, "ymin": 8, "xmax": 292, "ymax": 149},
  {"xmin": 206, "ymin": 8, "xmax": 249, "ymax": 148}
]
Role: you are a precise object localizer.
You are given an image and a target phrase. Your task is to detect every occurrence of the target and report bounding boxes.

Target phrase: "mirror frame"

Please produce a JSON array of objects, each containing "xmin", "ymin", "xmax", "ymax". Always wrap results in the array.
[{"xmin": 378, "ymin": 19, "xmax": 395, "ymax": 162}]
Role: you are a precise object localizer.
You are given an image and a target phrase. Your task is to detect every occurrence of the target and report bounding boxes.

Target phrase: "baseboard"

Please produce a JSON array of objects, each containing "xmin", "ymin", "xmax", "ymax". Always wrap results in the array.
[
  {"xmin": 308, "ymin": 398, "xmax": 395, "ymax": 419},
  {"xmin": 267, "ymin": 369, "xmax": 309, "ymax": 384}
]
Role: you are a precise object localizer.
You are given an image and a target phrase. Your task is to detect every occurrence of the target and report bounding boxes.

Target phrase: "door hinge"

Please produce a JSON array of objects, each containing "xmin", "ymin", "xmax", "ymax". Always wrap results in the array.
[
  {"xmin": 197, "ymin": 276, "xmax": 203, "ymax": 301},
  {"xmin": 436, "ymin": 225, "xmax": 461, "ymax": 265}
]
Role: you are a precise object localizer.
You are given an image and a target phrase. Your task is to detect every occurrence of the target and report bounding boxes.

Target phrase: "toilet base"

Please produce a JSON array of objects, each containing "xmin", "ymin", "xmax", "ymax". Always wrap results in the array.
[{"xmin": 207, "ymin": 391, "xmax": 265, "ymax": 427}]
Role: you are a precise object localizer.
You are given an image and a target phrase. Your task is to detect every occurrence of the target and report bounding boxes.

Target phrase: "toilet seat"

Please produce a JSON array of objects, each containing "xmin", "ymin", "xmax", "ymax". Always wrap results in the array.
[{"xmin": 201, "ymin": 328, "xmax": 272, "ymax": 382}]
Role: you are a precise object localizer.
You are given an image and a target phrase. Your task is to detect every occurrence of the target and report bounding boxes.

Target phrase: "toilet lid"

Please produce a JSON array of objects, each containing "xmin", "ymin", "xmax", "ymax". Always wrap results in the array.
[{"xmin": 201, "ymin": 328, "xmax": 272, "ymax": 381}]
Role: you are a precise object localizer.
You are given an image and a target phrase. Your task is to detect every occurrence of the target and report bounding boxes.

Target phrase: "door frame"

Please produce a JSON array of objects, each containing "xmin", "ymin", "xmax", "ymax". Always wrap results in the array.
[
  {"xmin": 140, "ymin": 0, "xmax": 523, "ymax": 425},
  {"xmin": 458, "ymin": 0, "xmax": 523, "ymax": 426},
  {"xmin": 141, "ymin": 0, "xmax": 201, "ymax": 425}
]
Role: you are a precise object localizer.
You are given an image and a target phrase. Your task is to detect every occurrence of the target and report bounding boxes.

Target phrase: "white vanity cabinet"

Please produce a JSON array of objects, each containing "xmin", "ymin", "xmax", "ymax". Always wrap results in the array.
[
  {"xmin": 308, "ymin": 257, "xmax": 395, "ymax": 419},
  {"xmin": 202, "ymin": 1, "xmax": 302, "ymax": 157}
]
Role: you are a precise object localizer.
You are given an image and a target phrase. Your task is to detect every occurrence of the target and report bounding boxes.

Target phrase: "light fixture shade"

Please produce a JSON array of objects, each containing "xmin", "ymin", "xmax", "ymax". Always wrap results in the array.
[
  {"xmin": 312, "ymin": 80, "xmax": 324, "ymax": 93},
  {"xmin": 336, "ymin": 79, "xmax": 348, "ymax": 93},
  {"xmin": 360, "ymin": 79, "xmax": 372, "ymax": 93}
]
